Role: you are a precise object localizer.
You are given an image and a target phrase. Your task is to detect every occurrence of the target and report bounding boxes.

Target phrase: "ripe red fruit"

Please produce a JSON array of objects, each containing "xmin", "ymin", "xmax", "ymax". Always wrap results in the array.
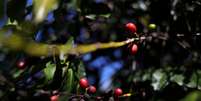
[
  {"xmin": 87, "ymin": 85, "xmax": 96, "ymax": 94},
  {"xmin": 114, "ymin": 88, "xmax": 123, "ymax": 96},
  {"xmin": 131, "ymin": 44, "xmax": 138, "ymax": 54},
  {"xmin": 79, "ymin": 78, "xmax": 89, "ymax": 89},
  {"xmin": 50, "ymin": 95, "xmax": 59, "ymax": 101},
  {"xmin": 126, "ymin": 22, "xmax": 137, "ymax": 33},
  {"xmin": 16, "ymin": 59, "xmax": 26, "ymax": 69}
]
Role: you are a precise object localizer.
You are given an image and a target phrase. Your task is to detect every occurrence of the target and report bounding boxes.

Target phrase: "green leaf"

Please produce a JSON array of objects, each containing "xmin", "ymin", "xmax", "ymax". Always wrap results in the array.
[
  {"xmin": 85, "ymin": 14, "xmax": 96, "ymax": 20},
  {"xmin": 151, "ymin": 69, "xmax": 167, "ymax": 90},
  {"xmin": 66, "ymin": 37, "xmax": 74, "ymax": 45},
  {"xmin": 170, "ymin": 74, "xmax": 184, "ymax": 86},
  {"xmin": 62, "ymin": 62, "xmax": 69, "ymax": 77},
  {"xmin": 77, "ymin": 61, "xmax": 86, "ymax": 78},
  {"xmin": 43, "ymin": 62, "xmax": 56, "ymax": 82},
  {"xmin": 33, "ymin": 0, "xmax": 58, "ymax": 23},
  {"xmin": 6, "ymin": 18, "xmax": 18, "ymax": 26},
  {"xmin": 12, "ymin": 69, "xmax": 24, "ymax": 78},
  {"xmin": 100, "ymin": 14, "xmax": 111, "ymax": 18},
  {"xmin": 85, "ymin": 14, "xmax": 111, "ymax": 20},
  {"xmin": 65, "ymin": 68, "xmax": 74, "ymax": 92},
  {"xmin": 186, "ymin": 72, "xmax": 198, "ymax": 88},
  {"xmin": 180, "ymin": 91, "xmax": 201, "ymax": 101}
]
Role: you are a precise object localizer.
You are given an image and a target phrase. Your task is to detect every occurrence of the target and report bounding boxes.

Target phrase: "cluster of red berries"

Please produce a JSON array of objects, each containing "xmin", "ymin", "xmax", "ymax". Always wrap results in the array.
[
  {"xmin": 49, "ymin": 78, "xmax": 122, "ymax": 101},
  {"xmin": 49, "ymin": 78, "xmax": 94, "ymax": 101},
  {"xmin": 79, "ymin": 78, "xmax": 96, "ymax": 94},
  {"xmin": 125, "ymin": 22, "xmax": 138, "ymax": 55},
  {"xmin": 79, "ymin": 78, "xmax": 123, "ymax": 97}
]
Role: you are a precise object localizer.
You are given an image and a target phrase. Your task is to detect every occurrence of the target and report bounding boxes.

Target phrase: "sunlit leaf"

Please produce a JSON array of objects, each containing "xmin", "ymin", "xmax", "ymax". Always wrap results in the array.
[
  {"xmin": 170, "ymin": 74, "xmax": 184, "ymax": 86},
  {"xmin": 33, "ymin": 0, "xmax": 58, "ymax": 23},
  {"xmin": 43, "ymin": 62, "xmax": 56, "ymax": 82},
  {"xmin": 6, "ymin": 18, "xmax": 18, "ymax": 26},
  {"xmin": 85, "ymin": 14, "xmax": 96, "ymax": 20},
  {"xmin": 85, "ymin": 14, "xmax": 111, "ymax": 20},
  {"xmin": 151, "ymin": 69, "xmax": 167, "ymax": 90},
  {"xmin": 100, "ymin": 14, "xmax": 111, "ymax": 18}
]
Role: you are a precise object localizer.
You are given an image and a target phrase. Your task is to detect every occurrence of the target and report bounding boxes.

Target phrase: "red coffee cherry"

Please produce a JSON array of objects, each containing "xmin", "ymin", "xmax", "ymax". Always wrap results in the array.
[
  {"xmin": 50, "ymin": 95, "xmax": 59, "ymax": 101},
  {"xmin": 126, "ymin": 22, "xmax": 137, "ymax": 33},
  {"xmin": 87, "ymin": 85, "xmax": 96, "ymax": 94},
  {"xmin": 16, "ymin": 59, "xmax": 26, "ymax": 69},
  {"xmin": 131, "ymin": 44, "xmax": 138, "ymax": 54},
  {"xmin": 79, "ymin": 78, "xmax": 89, "ymax": 89},
  {"xmin": 114, "ymin": 88, "xmax": 123, "ymax": 96}
]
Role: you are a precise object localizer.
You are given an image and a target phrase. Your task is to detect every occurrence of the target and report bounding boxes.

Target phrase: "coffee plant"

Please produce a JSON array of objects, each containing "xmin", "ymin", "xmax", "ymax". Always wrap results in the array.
[{"xmin": 1, "ymin": 0, "xmax": 201, "ymax": 101}]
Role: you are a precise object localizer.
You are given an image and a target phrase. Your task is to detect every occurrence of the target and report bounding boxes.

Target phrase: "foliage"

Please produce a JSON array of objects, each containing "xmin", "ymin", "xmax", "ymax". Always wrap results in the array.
[{"xmin": 1, "ymin": 0, "xmax": 201, "ymax": 101}]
